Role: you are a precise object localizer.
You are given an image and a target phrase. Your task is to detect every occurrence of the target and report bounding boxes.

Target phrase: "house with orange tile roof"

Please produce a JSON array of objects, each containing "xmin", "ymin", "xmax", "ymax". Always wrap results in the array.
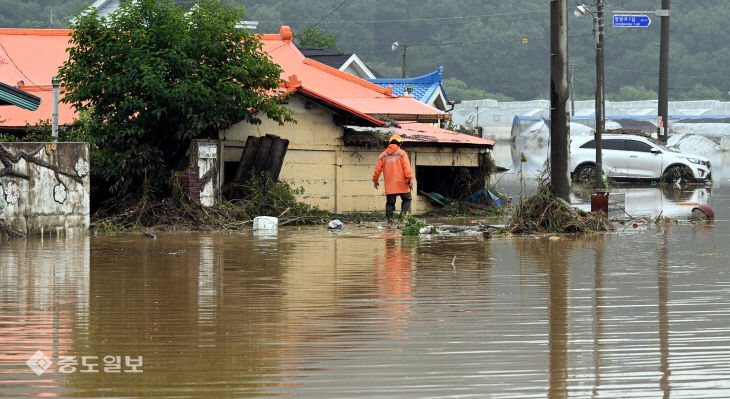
[
  {"xmin": 222, "ymin": 27, "xmax": 495, "ymax": 214},
  {"xmin": 0, "ymin": 26, "xmax": 495, "ymax": 213}
]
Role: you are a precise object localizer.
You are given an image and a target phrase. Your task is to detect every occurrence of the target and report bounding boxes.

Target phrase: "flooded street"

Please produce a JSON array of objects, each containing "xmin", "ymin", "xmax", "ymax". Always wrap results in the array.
[{"xmin": 3, "ymin": 154, "xmax": 730, "ymax": 397}]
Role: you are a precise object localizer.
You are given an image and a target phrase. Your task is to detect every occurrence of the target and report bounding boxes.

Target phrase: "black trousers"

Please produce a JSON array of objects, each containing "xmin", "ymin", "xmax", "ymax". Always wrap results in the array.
[{"xmin": 385, "ymin": 192, "xmax": 412, "ymax": 219}]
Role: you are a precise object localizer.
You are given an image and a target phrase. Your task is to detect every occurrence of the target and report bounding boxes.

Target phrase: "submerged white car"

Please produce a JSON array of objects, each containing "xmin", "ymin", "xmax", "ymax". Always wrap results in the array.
[{"xmin": 570, "ymin": 134, "xmax": 712, "ymax": 183}]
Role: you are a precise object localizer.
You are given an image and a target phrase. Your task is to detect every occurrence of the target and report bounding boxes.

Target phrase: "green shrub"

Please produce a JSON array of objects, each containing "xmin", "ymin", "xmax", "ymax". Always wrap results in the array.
[{"xmin": 400, "ymin": 214, "xmax": 426, "ymax": 236}]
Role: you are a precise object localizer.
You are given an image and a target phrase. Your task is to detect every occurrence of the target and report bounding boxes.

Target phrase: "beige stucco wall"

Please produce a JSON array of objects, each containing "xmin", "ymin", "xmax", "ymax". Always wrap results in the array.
[{"xmin": 222, "ymin": 95, "xmax": 487, "ymax": 214}]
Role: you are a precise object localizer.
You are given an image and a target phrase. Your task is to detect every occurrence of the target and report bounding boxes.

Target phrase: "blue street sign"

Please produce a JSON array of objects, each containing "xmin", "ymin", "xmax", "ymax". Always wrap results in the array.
[{"xmin": 613, "ymin": 15, "xmax": 651, "ymax": 27}]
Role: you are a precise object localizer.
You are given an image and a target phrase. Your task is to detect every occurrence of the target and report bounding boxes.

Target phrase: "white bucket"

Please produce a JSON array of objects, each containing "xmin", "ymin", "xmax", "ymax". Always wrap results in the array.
[{"xmin": 253, "ymin": 216, "xmax": 278, "ymax": 231}]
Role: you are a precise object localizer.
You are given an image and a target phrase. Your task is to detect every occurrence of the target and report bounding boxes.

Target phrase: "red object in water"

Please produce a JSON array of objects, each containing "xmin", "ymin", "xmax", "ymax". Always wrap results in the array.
[
  {"xmin": 591, "ymin": 191, "xmax": 609, "ymax": 214},
  {"xmin": 692, "ymin": 205, "xmax": 715, "ymax": 220}
]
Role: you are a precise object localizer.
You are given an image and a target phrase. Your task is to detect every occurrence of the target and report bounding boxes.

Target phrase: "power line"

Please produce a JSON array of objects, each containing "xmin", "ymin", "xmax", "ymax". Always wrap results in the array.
[
  {"xmin": 349, "ymin": 32, "xmax": 594, "ymax": 50},
  {"xmin": 0, "ymin": 39, "xmax": 50, "ymax": 91},
  {"xmin": 260, "ymin": 9, "xmax": 547, "ymax": 25},
  {"xmin": 311, "ymin": 0, "xmax": 349, "ymax": 28}
]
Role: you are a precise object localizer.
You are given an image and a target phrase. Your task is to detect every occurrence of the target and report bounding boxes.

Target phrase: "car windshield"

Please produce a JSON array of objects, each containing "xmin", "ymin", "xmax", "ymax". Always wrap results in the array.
[{"xmin": 651, "ymin": 141, "xmax": 676, "ymax": 152}]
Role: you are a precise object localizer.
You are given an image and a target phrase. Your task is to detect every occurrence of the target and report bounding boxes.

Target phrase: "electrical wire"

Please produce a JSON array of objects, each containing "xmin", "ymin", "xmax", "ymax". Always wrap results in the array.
[
  {"xmin": 311, "ymin": 0, "xmax": 349, "ymax": 28},
  {"xmin": 260, "ymin": 9, "xmax": 547, "ymax": 25},
  {"xmin": 0, "ymin": 38, "xmax": 50, "ymax": 91}
]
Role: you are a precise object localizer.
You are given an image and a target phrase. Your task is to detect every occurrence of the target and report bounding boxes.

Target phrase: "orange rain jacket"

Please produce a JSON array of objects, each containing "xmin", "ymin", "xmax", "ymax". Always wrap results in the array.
[{"xmin": 373, "ymin": 144, "xmax": 414, "ymax": 195}]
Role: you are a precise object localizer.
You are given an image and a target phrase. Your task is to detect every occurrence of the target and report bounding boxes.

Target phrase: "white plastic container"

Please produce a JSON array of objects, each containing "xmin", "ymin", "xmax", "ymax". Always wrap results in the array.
[{"xmin": 253, "ymin": 216, "xmax": 278, "ymax": 231}]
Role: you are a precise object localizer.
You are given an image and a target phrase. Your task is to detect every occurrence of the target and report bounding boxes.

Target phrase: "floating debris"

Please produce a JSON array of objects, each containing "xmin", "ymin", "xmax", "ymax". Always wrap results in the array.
[{"xmin": 508, "ymin": 187, "xmax": 610, "ymax": 234}]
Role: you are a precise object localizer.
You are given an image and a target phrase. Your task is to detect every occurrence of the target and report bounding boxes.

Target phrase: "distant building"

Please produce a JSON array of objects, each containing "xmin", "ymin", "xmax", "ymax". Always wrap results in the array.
[
  {"xmin": 298, "ymin": 48, "xmax": 377, "ymax": 79},
  {"xmin": 221, "ymin": 27, "xmax": 495, "ymax": 213}
]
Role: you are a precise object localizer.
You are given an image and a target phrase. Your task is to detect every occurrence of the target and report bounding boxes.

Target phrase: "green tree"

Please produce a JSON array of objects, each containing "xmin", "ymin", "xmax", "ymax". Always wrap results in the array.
[
  {"xmin": 294, "ymin": 25, "xmax": 338, "ymax": 49},
  {"xmin": 58, "ymin": 0, "xmax": 293, "ymax": 197},
  {"xmin": 607, "ymin": 85, "xmax": 658, "ymax": 101},
  {"xmin": 444, "ymin": 78, "xmax": 514, "ymax": 102}
]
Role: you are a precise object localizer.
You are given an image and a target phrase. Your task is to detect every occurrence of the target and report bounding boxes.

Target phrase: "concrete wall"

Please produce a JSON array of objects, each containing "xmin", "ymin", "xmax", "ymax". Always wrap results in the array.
[
  {"xmin": 0, "ymin": 142, "xmax": 90, "ymax": 236},
  {"xmin": 222, "ymin": 95, "xmax": 487, "ymax": 214},
  {"xmin": 191, "ymin": 139, "xmax": 220, "ymax": 207}
]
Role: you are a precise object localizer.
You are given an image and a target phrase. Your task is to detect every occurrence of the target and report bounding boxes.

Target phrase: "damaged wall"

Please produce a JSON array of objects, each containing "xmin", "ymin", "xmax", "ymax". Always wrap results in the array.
[
  {"xmin": 0, "ymin": 142, "xmax": 90, "ymax": 235},
  {"xmin": 222, "ymin": 95, "xmax": 488, "ymax": 214},
  {"xmin": 191, "ymin": 139, "xmax": 220, "ymax": 207}
]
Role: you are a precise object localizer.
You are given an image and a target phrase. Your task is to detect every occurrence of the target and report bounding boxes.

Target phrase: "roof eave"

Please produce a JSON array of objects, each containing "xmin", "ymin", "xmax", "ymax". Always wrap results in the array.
[
  {"xmin": 297, "ymin": 88, "xmax": 385, "ymax": 127},
  {"xmin": 0, "ymin": 81, "xmax": 41, "ymax": 111}
]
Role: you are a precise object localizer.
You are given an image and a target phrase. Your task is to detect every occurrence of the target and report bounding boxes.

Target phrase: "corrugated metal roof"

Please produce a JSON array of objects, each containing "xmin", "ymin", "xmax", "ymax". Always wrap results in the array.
[
  {"xmin": 0, "ymin": 86, "xmax": 74, "ymax": 127},
  {"xmin": 0, "ymin": 81, "xmax": 41, "ymax": 111},
  {"xmin": 394, "ymin": 122, "xmax": 494, "ymax": 147},
  {"xmin": 345, "ymin": 122, "xmax": 495, "ymax": 148}
]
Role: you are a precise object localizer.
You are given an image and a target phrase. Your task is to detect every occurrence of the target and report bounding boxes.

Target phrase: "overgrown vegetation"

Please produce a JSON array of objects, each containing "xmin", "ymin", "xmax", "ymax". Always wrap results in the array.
[
  {"xmin": 400, "ymin": 214, "xmax": 426, "ymax": 236},
  {"xmin": 507, "ymin": 186, "xmax": 610, "ymax": 234},
  {"xmin": 58, "ymin": 0, "xmax": 293, "ymax": 199},
  {"xmin": 94, "ymin": 172, "xmax": 330, "ymax": 232},
  {"xmin": 227, "ymin": 172, "xmax": 329, "ymax": 225}
]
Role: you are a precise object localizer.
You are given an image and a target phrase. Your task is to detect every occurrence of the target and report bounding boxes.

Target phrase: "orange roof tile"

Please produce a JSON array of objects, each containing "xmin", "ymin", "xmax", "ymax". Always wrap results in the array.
[
  {"xmin": 0, "ymin": 27, "xmax": 447, "ymax": 129},
  {"xmin": 262, "ymin": 27, "xmax": 447, "ymax": 123}
]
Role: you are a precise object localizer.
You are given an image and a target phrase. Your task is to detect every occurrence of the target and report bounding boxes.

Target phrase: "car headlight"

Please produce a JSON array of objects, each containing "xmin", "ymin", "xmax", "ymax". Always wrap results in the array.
[{"xmin": 687, "ymin": 158, "xmax": 710, "ymax": 167}]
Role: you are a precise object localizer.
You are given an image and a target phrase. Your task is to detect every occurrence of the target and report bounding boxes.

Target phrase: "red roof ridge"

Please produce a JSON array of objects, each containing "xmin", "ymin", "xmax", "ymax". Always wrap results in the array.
[
  {"xmin": 0, "ymin": 28, "xmax": 72, "ymax": 36},
  {"xmin": 259, "ymin": 25, "xmax": 293, "ymax": 42},
  {"xmin": 18, "ymin": 85, "xmax": 56, "ymax": 92},
  {"xmin": 302, "ymin": 58, "xmax": 395, "ymax": 96}
]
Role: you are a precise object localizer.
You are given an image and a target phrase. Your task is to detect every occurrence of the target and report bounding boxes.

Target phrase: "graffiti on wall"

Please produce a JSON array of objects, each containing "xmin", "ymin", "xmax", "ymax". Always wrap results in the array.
[{"xmin": 0, "ymin": 143, "xmax": 88, "ymax": 209}]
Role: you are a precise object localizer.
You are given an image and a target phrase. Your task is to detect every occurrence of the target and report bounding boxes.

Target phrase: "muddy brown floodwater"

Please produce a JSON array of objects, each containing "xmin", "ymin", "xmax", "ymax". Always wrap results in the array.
[{"xmin": 2, "ymin": 173, "xmax": 730, "ymax": 397}]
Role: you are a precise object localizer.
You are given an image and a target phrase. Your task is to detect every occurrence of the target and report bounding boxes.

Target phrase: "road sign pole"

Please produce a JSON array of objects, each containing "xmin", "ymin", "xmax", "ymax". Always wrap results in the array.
[
  {"xmin": 658, "ymin": 0, "xmax": 670, "ymax": 144},
  {"xmin": 595, "ymin": 0, "xmax": 605, "ymax": 189}
]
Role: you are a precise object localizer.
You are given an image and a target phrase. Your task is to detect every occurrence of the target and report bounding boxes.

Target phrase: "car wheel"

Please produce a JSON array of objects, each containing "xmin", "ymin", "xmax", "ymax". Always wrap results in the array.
[
  {"xmin": 574, "ymin": 164, "xmax": 597, "ymax": 183},
  {"xmin": 662, "ymin": 165, "xmax": 693, "ymax": 185}
]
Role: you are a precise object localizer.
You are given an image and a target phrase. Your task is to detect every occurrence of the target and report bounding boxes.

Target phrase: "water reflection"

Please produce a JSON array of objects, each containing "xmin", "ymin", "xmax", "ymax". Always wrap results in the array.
[
  {"xmin": 570, "ymin": 185, "xmax": 711, "ymax": 219},
  {"xmin": 592, "ymin": 237, "xmax": 605, "ymax": 399},
  {"xmin": 2, "ymin": 221, "xmax": 730, "ymax": 397},
  {"xmin": 0, "ymin": 237, "xmax": 90, "ymax": 398},
  {"xmin": 547, "ymin": 241, "xmax": 569, "ymax": 399},
  {"xmin": 657, "ymin": 229, "xmax": 670, "ymax": 399}
]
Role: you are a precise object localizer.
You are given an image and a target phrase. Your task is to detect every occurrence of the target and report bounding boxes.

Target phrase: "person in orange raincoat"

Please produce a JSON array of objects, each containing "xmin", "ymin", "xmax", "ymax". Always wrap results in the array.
[{"xmin": 373, "ymin": 135, "xmax": 414, "ymax": 223}]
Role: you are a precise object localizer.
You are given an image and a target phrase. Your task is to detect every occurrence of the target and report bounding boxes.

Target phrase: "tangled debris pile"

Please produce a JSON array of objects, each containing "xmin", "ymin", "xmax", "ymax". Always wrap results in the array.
[
  {"xmin": 507, "ymin": 187, "xmax": 610, "ymax": 234},
  {"xmin": 93, "ymin": 172, "xmax": 330, "ymax": 232}
]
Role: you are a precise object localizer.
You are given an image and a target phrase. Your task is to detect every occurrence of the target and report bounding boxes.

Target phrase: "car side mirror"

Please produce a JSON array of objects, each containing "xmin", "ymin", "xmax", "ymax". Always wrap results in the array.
[{"xmin": 650, "ymin": 148, "xmax": 661, "ymax": 154}]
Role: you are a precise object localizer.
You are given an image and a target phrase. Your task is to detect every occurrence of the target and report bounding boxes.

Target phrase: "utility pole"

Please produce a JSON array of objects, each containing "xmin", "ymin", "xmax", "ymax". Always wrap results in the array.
[
  {"xmin": 52, "ymin": 76, "xmax": 60, "ymax": 141},
  {"xmin": 401, "ymin": 44, "xmax": 407, "ymax": 78},
  {"xmin": 550, "ymin": 0, "xmax": 571, "ymax": 201},
  {"xmin": 569, "ymin": 63, "xmax": 575, "ymax": 116},
  {"xmin": 594, "ymin": 0, "xmax": 605, "ymax": 189},
  {"xmin": 657, "ymin": 0, "xmax": 670, "ymax": 144}
]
